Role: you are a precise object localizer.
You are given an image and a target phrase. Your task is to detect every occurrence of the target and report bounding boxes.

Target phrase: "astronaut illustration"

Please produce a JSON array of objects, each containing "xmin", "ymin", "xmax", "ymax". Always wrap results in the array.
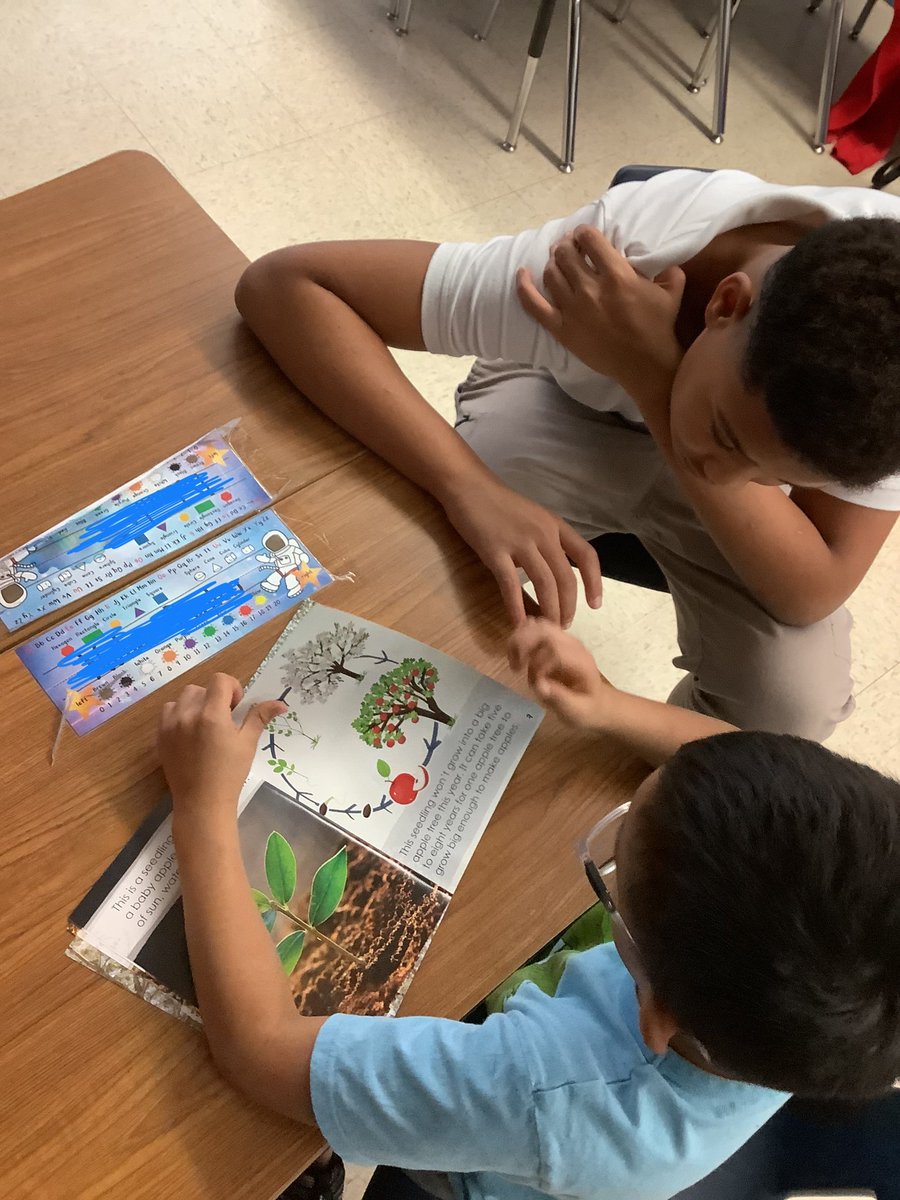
[
  {"xmin": 256, "ymin": 531, "xmax": 309, "ymax": 597},
  {"xmin": 0, "ymin": 556, "xmax": 38, "ymax": 609}
]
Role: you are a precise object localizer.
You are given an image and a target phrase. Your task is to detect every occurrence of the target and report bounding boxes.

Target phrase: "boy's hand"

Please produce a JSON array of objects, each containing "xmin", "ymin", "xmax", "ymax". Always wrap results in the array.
[
  {"xmin": 508, "ymin": 618, "xmax": 614, "ymax": 728},
  {"xmin": 516, "ymin": 226, "xmax": 685, "ymax": 399},
  {"xmin": 158, "ymin": 674, "xmax": 286, "ymax": 824},
  {"xmin": 441, "ymin": 473, "xmax": 602, "ymax": 627}
]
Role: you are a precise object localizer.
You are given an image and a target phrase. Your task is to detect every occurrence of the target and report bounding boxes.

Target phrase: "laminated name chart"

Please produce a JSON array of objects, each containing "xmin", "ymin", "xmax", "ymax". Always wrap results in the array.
[
  {"xmin": 0, "ymin": 425, "xmax": 271, "ymax": 631},
  {"xmin": 17, "ymin": 512, "xmax": 332, "ymax": 734}
]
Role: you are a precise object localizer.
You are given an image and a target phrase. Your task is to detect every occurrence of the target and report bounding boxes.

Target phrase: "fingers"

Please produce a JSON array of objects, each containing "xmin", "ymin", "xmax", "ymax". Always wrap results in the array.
[
  {"xmin": 508, "ymin": 617, "xmax": 569, "ymax": 671},
  {"xmin": 516, "ymin": 268, "xmax": 563, "ymax": 334},
  {"xmin": 551, "ymin": 238, "xmax": 595, "ymax": 293},
  {"xmin": 571, "ymin": 225, "xmax": 628, "ymax": 276},
  {"xmin": 241, "ymin": 699, "xmax": 288, "ymax": 740},
  {"xmin": 520, "ymin": 550, "xmax": 561, "ymax": 626},
  {"xmin": 206, "ymin": 672, "xmax": 244, "ymax": 712},
  {"xmin": 560, "ymin": 524, "xmax": 603, "ymax": 610},
  {"xmin": 654, "ymin": 263, "xmax": 687, "ymax": 305},
  {"xmin": 492, "ymin": 555, "xmax": 528, "ymax": 627}
]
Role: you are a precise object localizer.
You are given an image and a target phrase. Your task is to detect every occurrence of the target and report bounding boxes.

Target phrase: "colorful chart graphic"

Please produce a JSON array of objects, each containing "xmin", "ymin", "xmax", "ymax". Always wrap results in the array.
[
  {"xmin": 16, "ymin": 513, "xmax": 332, "ymax": 735},
  {"xmin": 0, "ymin": 427, "xmax": 271, "ymax": 631}
]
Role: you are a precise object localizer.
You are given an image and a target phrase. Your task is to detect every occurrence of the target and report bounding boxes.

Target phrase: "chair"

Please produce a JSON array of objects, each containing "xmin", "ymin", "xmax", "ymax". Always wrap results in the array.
[
  {"xmin": 681, "ymin": 0, "xmax": 844, "ymax": 149},
  {"xmin": 386, "ymin": 0, "xmax": 502, "ymax": 38},
  {"xmin": 386, "ymin": 0, "xmax": 583, "ymax": 172}
]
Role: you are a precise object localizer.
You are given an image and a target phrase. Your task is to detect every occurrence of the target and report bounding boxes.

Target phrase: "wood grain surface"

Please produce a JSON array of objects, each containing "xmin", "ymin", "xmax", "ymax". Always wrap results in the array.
[
  {"xmin": 0, "ymin": 157, "xmax": 645, "ymax": 1200},
  {"xmin": 0, "ymin": 151, "xmax": 363, "ymax": 652}
]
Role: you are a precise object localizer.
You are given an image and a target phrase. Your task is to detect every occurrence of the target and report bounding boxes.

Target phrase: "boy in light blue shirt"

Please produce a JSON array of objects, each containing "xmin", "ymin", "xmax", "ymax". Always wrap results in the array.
[{"xmin": 158, "ymin": 621, "xmax": 900, "ymax": 1200}]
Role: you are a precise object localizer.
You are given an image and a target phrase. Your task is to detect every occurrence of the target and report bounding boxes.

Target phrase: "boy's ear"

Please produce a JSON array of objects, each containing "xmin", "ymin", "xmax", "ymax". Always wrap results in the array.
[
  {"xmin": 637, "ymin": 990, "xmax": 681, "ymax": 1055},
  {"xmin": 704, "ymin": 271, "xmax": 754, "ymax": 328}
]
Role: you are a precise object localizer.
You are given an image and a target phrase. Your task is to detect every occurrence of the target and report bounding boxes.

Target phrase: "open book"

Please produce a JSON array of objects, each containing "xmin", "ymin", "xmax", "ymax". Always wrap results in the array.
[{"xmin": 68, "ymin": 602, "xmax": 543, "ymax": 1024}]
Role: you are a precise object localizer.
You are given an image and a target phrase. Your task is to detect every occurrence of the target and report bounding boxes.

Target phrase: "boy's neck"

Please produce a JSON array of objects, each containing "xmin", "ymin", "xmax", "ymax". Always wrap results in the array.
[{"xmin": 675, "ymin": 218, "xmax": 824, "ymax": 346}]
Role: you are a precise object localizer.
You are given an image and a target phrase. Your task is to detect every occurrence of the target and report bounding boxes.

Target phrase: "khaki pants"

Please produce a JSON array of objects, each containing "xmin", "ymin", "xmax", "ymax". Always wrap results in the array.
[{"xmin": 455, "ymin": 360, "xmax": 854, "ymax": 741}]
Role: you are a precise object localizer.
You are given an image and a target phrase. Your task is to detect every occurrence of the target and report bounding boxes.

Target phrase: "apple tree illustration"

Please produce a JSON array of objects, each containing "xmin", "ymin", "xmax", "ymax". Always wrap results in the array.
[
  {"xmin": 252, "ymin": 833, "xmax": 365, "ymax": 972},
  {"xmin": 352, "ymin": 658, "xmax": 454, "ymax": 750}
]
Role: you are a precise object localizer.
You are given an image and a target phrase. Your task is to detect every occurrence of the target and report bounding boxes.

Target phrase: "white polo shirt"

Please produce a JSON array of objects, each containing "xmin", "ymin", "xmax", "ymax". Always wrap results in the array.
[{"xmin": 421, "ymin": 169, "xmax": 900, "ymax": 511}]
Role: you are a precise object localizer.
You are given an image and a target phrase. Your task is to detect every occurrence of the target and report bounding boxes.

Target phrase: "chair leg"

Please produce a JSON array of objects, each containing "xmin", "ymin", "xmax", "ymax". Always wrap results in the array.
[
  {"xmin": 559, "ymin": 0, "xmax": 583, "ymax": 172},
  {"xmin": 712, "ymin": 0, "xmax": 733, "ymax": 143},
  {"xmin": 807, "ymin": 0, "xmax": 825, "ymax": 12},
  {"xmin": 393, "ymin": 0, "xmax": 413, "ymax": 35},
  {"xmin": 690, "ymin": 0, "xmax": 742, "ymax": 92},
  {"xmin": 850, "ymin": 0, "xmax": 877, "ymax": 39},
  {"xmin": 500, "ymin": 0, "xmax": 557, "ymax": 155},
  {"xmin": 813, "ymin": 0, "xmax": 845, "ymax": 150},
  {"xmin": 386, "ymin": 2, "xmax": 399, "ymax": 20},
  {"xmin": 474, "ymin": 0, "xmax": 502, "ymax": 40},
  {"xmin": 607, "ymin": 0, "xmax": 634, "ymax": 24}
]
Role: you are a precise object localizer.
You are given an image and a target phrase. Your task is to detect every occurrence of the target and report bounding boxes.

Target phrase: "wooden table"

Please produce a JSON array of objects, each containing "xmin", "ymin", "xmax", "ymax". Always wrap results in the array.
[
  {"xmin": 0, "ymin": 151, "xmax": 363, "ymax": 653},
  {"xmin": 0, "ymin": 156, "xmax": 644, "ymax": 1200}
]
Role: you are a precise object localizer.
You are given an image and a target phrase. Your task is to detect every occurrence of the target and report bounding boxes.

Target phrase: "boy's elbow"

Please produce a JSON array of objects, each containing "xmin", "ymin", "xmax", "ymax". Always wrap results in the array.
[
  {"xmin": 206, "ymin": 1018, "xmax": 319, "ymax": 1125},
  {"xmin": 769, "ymin": 592, "xmax": 839, "ymax": 629},
  {"xmin": 235, "ymin": 250, "xmax": 295, "ymax": 331}
]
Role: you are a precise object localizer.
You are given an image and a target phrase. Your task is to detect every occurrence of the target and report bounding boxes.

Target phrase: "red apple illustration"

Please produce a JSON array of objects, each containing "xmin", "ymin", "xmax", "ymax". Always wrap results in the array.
[{"xmin": 388, "ymin": 766, "xmax": 429, "ymax": 805}]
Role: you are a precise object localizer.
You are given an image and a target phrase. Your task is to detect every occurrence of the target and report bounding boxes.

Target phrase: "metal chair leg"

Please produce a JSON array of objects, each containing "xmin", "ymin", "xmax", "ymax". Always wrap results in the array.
[
  {"xmin": 850, "ymin": 0, "xmax": 877, "ymax": 39},
  {"xmin": 813, "ymin": 0, "xmax": 845, "ymax": 150},
  {"xmin": 386, "ymin": 2, "xmax": 398, "ymax": 20},
  {"xmin": 393, "ymin": 0, "xmax": 413, "ymax": 35},
  {"xmin": 474, "ymin": 0, "xmax": 502, "ymax": 40},
  {"xmin": 712, "ymin": 0, "xmax": 733, "ymax": 143},
  {"xmin": 807, "ymin": 0, "xmax": 825, "ymax": 12},
  {"xmin": 559, "ymin": 0, "xmax": 583, "ymax": 172},
  {"xmin": 690, "ymin": 0, "xmax": 742, "ymax": 91},
  {"xmin": 500, "ymin": 0, "xmax": 557, "ymax": 154}
]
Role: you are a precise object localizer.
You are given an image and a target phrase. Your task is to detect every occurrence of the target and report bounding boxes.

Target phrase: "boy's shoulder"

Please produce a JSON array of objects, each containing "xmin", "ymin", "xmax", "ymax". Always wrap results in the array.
[{"xmin": 504, "ymin": 945, "xmax": 788, "ymax": 1198}]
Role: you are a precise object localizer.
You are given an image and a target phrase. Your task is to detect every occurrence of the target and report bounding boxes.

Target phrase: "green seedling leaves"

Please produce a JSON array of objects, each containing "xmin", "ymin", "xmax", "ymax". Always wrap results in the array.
[
  {"xmin": 261, "ymin": 909, "xmax": 277, "ymax": 933},
  {"xmin": 251, "ymin": 887, "xmax": 272, "ymax": 912},
  {"xmin": 265, "ymin": 831, "xmax": 297, "ymax": 905},
  {"xmin": 276, "ymin": 930, "xmax": 305, "ymax": 973},
  {"xmin": 376, "ymin": 758, "xmax": 391, "ymax": 778},
  {"xmin": 308, "ymin": 846, "xmax": 348, "ymax": 927}
]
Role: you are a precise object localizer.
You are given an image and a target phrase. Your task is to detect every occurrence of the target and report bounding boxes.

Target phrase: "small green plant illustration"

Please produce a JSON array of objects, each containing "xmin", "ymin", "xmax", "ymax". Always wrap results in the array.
[
  {"xmin": 251, "ymin": 832, "xmax": 365, "ymax": 973},
  {"xmin": 352, "ymin": 658, "xmax": 454, "ymax": 749},
  {"xmin": 267, "ymin": 709, "xmax": 321, "ymax": 749},
  {"xmin": 266, "ymin": 756, "xmax": 301, "ymax": 777}
]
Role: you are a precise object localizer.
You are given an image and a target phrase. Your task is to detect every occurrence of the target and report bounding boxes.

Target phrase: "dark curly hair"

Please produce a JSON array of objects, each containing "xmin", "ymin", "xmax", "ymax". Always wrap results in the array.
[
  {"xmin": 743, "ymin": 217, "xmax": 900, "ymax": 488},
  {"xmin": 625, "ymin": 732, "xmax": 900, "ymax": 1099}
]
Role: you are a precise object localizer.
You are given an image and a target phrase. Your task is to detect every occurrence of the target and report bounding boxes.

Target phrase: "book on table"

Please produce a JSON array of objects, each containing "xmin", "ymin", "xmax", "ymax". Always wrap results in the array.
[{"xmin": 68, "ymin": 601, "xmax": 543, "ymax": 1023}]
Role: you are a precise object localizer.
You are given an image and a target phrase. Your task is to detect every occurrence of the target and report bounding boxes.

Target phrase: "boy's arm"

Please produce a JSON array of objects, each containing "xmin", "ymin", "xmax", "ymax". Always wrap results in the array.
[
  {"xmin": 159, "ymin": 676, "xmax": 324, "ymax": 1123},
  {"xmin": 236, "ymin": 241, "xmax": 601, "ymax": 628},
  {"xmin": 508, "ymin": 620, "xmax": 735, "ymax": 766},
  {"xmin": 516, "ymin": 228, "xmax": 897, "ymax": 627}
]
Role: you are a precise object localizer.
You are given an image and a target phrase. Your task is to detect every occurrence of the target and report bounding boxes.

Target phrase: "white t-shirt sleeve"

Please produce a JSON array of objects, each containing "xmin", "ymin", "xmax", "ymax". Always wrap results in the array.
[
  {"xmin": 818, "ymin": 474, "xmax": 900, "ymax": 511},
  {"xmin": 420, "ymin": 200, "xmax": 610, "ymax": 375}
]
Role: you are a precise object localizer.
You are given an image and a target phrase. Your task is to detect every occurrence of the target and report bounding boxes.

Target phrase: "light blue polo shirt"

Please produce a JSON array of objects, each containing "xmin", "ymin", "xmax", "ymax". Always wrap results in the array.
[{"xmin": 310, "ymin": 943, "xmax": 789, "ymax": 1200}]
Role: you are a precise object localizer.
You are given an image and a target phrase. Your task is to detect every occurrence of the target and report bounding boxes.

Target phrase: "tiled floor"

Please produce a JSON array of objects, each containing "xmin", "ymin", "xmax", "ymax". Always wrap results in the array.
[{"xmin": 3, "ymin": 0, "xmax": 899, "ymax": 1193}]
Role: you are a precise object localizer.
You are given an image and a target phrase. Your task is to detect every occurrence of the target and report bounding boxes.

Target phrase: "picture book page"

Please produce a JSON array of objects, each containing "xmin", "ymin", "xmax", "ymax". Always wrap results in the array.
[{"xmin": 236, "ymin": 603, "xmax": 543, "ymax": 892}]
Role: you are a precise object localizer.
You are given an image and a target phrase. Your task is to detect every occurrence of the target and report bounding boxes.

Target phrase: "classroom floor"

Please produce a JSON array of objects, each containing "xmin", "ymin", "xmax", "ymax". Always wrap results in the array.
[{"xmin": 3, "ymin": 0, "xmax": 899, "ymax": 1195}]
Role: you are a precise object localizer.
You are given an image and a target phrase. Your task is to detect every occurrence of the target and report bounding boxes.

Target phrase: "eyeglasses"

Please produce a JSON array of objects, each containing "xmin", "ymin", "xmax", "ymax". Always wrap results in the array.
[
  {"xmin": 579, "ymin": 800, "xmax": 714, "ymax": 1066},
  {"xmin": 578, "ymin": 801, "xmax": 652, "ymax": 993}
]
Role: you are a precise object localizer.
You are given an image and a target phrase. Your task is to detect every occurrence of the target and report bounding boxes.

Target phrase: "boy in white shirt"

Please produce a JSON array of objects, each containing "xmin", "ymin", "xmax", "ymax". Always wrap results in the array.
[{"xmin": 235, "ymin": 170, "xmax": 900, "ymax": 739}]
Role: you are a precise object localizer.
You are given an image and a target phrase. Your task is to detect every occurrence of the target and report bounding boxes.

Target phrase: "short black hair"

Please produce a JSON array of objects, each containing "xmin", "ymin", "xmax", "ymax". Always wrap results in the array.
[
  {"xmin": 626, "ymin": 732, "xmax": 900, "ymax": 1099},
  {"xmin": 743, "ymin": 217, "xmax": 900, "ymax": 488}
]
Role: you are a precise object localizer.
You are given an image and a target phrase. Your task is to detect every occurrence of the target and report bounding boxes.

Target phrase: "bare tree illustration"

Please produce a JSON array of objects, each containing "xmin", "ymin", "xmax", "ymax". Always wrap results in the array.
[{"xmin": 280, "ymin": 621, "xmax": 371, "ymax": 705}]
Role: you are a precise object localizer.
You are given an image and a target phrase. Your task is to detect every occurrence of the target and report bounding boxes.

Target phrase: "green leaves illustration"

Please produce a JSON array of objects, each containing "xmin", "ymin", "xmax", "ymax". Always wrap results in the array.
[
  {"xmin": 251, "ymin": 832, "xmax": 355, "ymax": 975},
  {"xmin": 308, "ymin": 847, "xmax": 348, "ymax": 927},
  {"xmin": 265, "ymin": 831, "xmax": 297, "ymax": 905}
]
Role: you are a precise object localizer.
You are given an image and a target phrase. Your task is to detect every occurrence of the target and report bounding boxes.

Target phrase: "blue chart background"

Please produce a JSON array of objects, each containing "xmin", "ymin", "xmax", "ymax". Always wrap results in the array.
[
  {"xmin": 0, "ymin": 432, "xmax": 270, "ymax": 631},
  {"xmin": 17, "ymin": 512, "xmax": 332, "ymax": 734}
]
